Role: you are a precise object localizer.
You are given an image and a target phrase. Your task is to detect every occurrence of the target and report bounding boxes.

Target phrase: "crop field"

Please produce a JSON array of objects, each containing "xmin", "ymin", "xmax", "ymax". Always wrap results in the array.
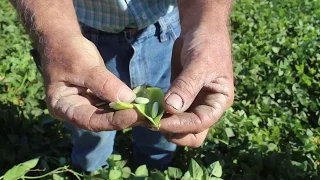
[{"xmin": 0, "ymin": 0, "xmax": 319, "ymax": 179}]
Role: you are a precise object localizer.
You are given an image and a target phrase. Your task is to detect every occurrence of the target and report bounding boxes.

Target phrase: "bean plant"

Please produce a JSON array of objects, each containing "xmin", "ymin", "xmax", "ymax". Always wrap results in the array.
[{"xmin": 109, "ymin": 85, "xmax": 165, "ymax": 129}]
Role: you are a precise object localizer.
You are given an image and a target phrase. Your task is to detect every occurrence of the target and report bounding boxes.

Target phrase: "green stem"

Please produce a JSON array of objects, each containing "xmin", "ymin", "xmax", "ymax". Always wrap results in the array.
[
  {"xmin": 23, "ymin": 167, "xmax": 66, "ymax": 179},
  {"xmin": 22, "ymin": 165, "xmax": 83, "ymax": 179},
  {"xmin": 67, "ymin": 169, "xmax": 82, "ymax": 180}
]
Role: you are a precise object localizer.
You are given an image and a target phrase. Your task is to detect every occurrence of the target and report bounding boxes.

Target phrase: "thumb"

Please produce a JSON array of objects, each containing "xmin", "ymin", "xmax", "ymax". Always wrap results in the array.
[
  {"xmin": 164, "ymin": 66, "xmax": 205, "ymax": 113},
  {"xmin": 84, "ymin": 66, "xmax": 135, "ymax": 103}
]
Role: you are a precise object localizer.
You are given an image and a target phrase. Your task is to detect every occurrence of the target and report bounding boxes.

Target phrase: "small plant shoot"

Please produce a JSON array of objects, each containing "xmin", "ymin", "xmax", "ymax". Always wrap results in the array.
[{"xmin": 109, "ymin": 85, "xmax": 165, "ymax": 129}]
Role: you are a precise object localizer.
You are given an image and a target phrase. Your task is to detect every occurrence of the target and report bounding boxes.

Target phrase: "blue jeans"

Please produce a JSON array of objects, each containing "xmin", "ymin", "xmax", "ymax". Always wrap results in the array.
[{"xmin": 65, "ymin": 9, "xmax": 181, "ymax": 172}]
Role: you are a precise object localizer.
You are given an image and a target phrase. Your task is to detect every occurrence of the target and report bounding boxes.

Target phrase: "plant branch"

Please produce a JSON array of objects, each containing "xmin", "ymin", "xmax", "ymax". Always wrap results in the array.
[
  {"xmin": 23, "ymin": 167, "xmax": 66, "ymax": 179},
  {"xmin": 22, "ymin": 166, "xmax": 83, "ymax": 179},
  {"xmin": 29, "ymin": 168, "xmax": 46, "ymax": 172}
]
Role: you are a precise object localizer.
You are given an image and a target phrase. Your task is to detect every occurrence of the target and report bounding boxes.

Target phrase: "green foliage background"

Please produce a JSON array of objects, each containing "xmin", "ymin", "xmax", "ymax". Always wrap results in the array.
[{"xmin": 1, "ymin": 0, "xmax": 320, "ymax": 179}]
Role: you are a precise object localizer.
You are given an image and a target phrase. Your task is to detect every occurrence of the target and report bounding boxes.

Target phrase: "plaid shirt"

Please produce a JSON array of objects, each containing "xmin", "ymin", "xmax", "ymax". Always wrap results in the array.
[{"xmin": 74, "ymin": 0, "xmax": 177, "ymax": 33}]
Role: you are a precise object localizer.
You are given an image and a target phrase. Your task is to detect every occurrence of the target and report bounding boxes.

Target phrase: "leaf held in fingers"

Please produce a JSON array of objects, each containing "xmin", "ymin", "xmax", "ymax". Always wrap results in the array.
[
  {"xmin": 133, "ymin": 87, "xmax": 165, "ymax": 129},
  {"xmin": 109, "ymin": 86, "xmax": 165, "ymax": 129},
  {"xmin": 109, "ymin": 101, "xmax": 134, "ymax": 110},
  {"xmin": 135, "ymin": 97, "xmax": 150, "ymax": 104},
  {"xmin": 151, "ymin": 102, "xmax": 159, "ymax": 118}
]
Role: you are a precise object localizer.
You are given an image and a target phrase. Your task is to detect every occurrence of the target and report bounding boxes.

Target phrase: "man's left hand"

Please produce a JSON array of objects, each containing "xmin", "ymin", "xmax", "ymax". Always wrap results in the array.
[{"xmin": 160, "ymin": 27, "xmax": 234, "ymax": 148}]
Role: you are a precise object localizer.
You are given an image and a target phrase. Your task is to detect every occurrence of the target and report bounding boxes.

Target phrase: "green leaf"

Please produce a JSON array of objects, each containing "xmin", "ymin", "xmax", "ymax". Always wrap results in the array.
[
  {"xmin": 150, "ymin": 170, "xmax": 167, "ymax": 180},
  {"xmin": 135, "ymin": 165, "xmax": 148, "ymax": 177},
  {"xmin": 306, "ymin": 129, "xmax": 313, "ymax": 137},
  {"xmin": 267, "ymin": 143, "xmax": 277, "ymax": 151},
  {"xmin": 301, "ymin": 74, "xmax": 312, "ymax": 86},
  {"xmin": 167, "ymin": 167, "xmax": 183, "ymax": 178},
  {"xmin": 4, "ymin": 165, "xmax": 30, "ymax": 180},
  {"xmin": 272, "ymin": 47, "xmax": 280, "ymax": 53},
  {"xmin": 225, "ymin": 127, "xmax": 235, "ymax": 138},
  {"xmin": 151, "ymin": 102, "xmax": 159, "ymax": 118},
  {"xmin": 109, "ymin": 154, "xmax": 122, "ymax": 161},
  {"xmin": 109, "ymin": 86, "xmax": 165, "ymax": 129},
  {"xmin": 122, "ymin": 167, "xmax": 131, "ymax": 178},
  {"xmin": 133, "ymin": 87, "xmax": 165, "ymax": 129},
  {"xmin": 188, "ymin": 159, "xmax": 203, "ymax": 180},
  {"xmin": 115, "ymin": 160, "xmax": 127, "ymax": 168},
  {"xmin": 3, "ymin": 157, "xmax": 40, "ymax": 180},
  {"xmin": 53, "ymin": 174, "xmax": 65, "ymax": 180},
  {"xmin": 182, "ymin": 171, "xmax": 192, "ymax": 180},
  {"xmin": 135, "ymin": 97, "xmax": 150, "ymax": 104},
  {"xmin": 208, "ymin": 161, "xmax": 222, "ymax": 178},
  {"xmin": 22, "ymin": 157, "xmax": 40, "ymax": 169},
  {"xmin": 109, "ymin": 101, "xmax": 134, "ymax": 110},
  {"xmin": 109, "ymin": 169, "xmax": 122, "ymax": 180}
]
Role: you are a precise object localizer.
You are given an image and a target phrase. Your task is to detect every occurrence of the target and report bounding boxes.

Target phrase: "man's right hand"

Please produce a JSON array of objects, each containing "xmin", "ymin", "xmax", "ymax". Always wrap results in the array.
[
  {"xmin": 9, "ymin": 0, "xmax": 144, "ymax": 131},
  {"xmin": 41, "ymin": 35, "xmax": 145, "ymax": 131}
]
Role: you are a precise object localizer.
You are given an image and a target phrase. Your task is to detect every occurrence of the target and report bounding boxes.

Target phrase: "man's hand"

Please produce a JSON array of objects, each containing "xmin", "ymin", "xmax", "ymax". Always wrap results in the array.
[
  {"xmin": 42, "ymin": 35, "xmax": 145, "ymax": 131},
  {"xmin": 10, "ymin": 0, "xmax": 145, "ymax": 131},
  {"xmin": 160, "ymin": 0, "xmax": 235, "ymax": 147}
]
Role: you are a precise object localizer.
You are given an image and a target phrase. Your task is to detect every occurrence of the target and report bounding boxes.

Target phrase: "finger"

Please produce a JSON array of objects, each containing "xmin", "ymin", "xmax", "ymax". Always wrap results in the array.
[
  {"xmin": 81, "ymin": 89, "xmax": 108, "ymax": 107},
  {"xmin": 159, "ymin": 112, "xmax": 203, "ymax": 134},
  {"xmin": 84, "ymin": 66, "xmax": 136, "ymax": 102},
  {"xmin": 165, "ymin": 129, "xmax": 209, "ymax": 148},
  {"xmin": 160, "ymin": 92, "xmax": 229, "ymax": 134},
  {"xmin": 53, "ymin": 94, "xmax": 145, "ymax": 131},
  {"xmin": 160, "ymin": 105, "xmax": 224, "ymax": 134},
  {"xmin": 164, "ymin": 60, "xmax": 206, "ymax": 114},
  {"xmin": 204, "ymin": 78, "xmax": 235, "ymax": 108},
  {"xmin": 47, "ymin": 83, "xmax": 145, "ymax": 131},
  {"xmin": 46, "ymin": 82, "xmax": 87, "ymax": 117}
]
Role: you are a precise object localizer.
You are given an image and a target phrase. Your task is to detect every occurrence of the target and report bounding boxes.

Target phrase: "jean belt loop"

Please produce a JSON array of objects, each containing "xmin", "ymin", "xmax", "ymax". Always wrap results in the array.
[{"xmin": 159, "ymin": 17, "xmax": 168, "ymax": 42}]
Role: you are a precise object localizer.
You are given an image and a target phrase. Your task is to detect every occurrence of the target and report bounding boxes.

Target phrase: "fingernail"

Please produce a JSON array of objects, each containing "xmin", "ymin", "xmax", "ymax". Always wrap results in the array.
[
  {"xmin": 165, "ymin": 93, "xmax": 183, "ymax": 110},
  {"xmin": 118, "ymin": 87, "xmax": 135, "ymax": 102}
]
